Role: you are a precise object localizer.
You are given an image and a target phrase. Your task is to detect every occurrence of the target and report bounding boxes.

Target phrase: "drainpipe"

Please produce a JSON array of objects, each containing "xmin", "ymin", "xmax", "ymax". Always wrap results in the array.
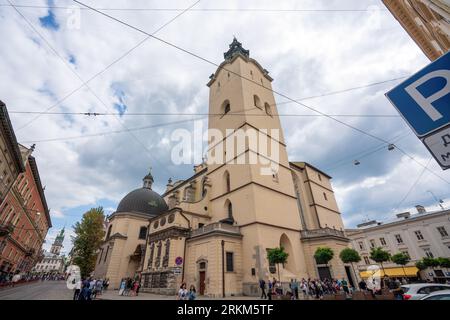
[
  {"xmin": 221, "ymin": 240, "xmax": 225, "ymax": 298},
  {"xmin": 179, "ymin": 210, "xmax": 190, "ymax": 282}
]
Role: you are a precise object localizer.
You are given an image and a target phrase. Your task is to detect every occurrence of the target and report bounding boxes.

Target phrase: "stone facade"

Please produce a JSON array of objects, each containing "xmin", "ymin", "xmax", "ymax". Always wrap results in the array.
[{"xmin": 383, "ymin": 0, "xmax": 450, "ymax": 60}]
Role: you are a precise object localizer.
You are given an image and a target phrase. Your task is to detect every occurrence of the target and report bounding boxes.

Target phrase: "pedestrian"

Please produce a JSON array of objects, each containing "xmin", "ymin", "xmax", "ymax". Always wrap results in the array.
[
  {"xmin": 267, "ymin": 280, "xmax": 273, "ymax": 300},
  {"xmin": 73, "ymin": 278, "xmax": 82, "ymax": 300},
  {"xmin": 125, "ymin": 277, "xmax": 133, "ymax": 296},
  {"xmin": 103, "ymin": 278, "xmax": 110, "ymax": 291},
  {"xmin": 341, "ymin": 278, "xmax": 349, "ymax": 295},
  {"xmin": 358, "ymin": 279, "xmax": 367, "ymax": 291},
  {"xmin": 188, "ymin": 285, "xmax": 197, "ymax": 300},
  {"xmin": 292, "ymin": 279, "xmax": 299, "ymax": 300},
  {"xmin": 259, "ymin": 279, "xmax": 267, "ymax": 299},
  {"xmin": 95, "ymin": 279, "xmax": 103, "ymax": 296},
  {"xmin": 177, "ymin": 283, "xmax": 188, "ymax": 300},
  {"xmin": 134, "ymin": 280, "xmax": 141, "ymax": 296},
  {"xmin": 11, "ymin": 273, "xmax": 21, "ymax": 287},
  {"xmin": 79, "ymin": 283, "xmax": 92, "ymax": 301},
  {"xmin": 119, "ymin": 279, "xmax": 126, "ymax": 296}
]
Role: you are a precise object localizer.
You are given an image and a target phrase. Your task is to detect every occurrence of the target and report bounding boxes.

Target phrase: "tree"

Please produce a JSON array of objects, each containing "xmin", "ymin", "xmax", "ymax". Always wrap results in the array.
[
  {"xmin": 71, "ymin": 207, "xmax": 106, "ymax": 278},
  {"xmin": 314, "ymin": 247, "xmax": 334, "ymax": 266},
  {"xmin": 423, "ymin": 257, "xmax": 439, "ymax": 269},
  {"xmin": 339, "ymin": 248, "xmax": 361, "ymax": 283},
  {"xmin": 415, "ymin": 260, "xmax": 427, "ymax": 271},
  {"xmin": 391, "ymin": 252, "xmax": 410, "ymax": 277},
  {"xmin": 369, "ymin": 247, "xmax": 390, "ymax": 276},
  {"xmin": 267, "ymin": 247, "xmax": 289, "ymax": 282},
  {"xmin": 437, "ymin": 257, "xmax": 450, "ymax": 271}
]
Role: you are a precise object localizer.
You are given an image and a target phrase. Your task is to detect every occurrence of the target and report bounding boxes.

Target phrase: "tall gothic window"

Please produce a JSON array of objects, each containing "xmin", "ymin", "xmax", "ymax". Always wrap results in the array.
[
  {"xmin": 227, "ymin": 201, "xmax": 233, "ymax": 219},
  {"xmin": 224, "ymin": 171, "xmax": 230, "ymax": 193},
  {"xmin": 163, "ymin": 239, "xmax": 170, "ymax": 268},
  {"xmin": 138, "ymin": 226, "xmax": 147, "ymax": 240},
  {"xmin": 106, "ymin": 225, "xmax": 112, "ymax": 239},
  {"xmin": 148, "ymin": 243, "xmax": 155, "ymax": 269},
  {"xmin": 155, "ymin": 241, "xmax": 162, "ymax": 268}
]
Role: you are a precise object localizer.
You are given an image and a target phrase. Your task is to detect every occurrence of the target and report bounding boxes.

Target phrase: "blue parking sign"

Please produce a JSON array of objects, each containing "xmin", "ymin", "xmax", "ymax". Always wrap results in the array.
[{"xmin": 386, "ymin": 51, "xmax": 450, "ymax": 137}]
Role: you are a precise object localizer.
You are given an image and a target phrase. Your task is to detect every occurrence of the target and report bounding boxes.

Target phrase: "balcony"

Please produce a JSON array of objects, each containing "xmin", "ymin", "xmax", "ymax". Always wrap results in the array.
[
  {"xmin": 190, "ymin": 222, "xmax": 241, "ymax": 239},
  {"xmin": 0, "ymin": 221, "xmax": 14, "ymax": 237},
  {"xmin": 300, "ymin": 227, "xmax": 348, "ymax": 241}
]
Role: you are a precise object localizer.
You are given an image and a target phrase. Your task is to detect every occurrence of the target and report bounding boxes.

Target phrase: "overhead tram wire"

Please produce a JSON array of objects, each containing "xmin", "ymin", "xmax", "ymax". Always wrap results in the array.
[
  {"xmin": 7, "ymin": 0, "xmax": 203, "ymax": 177},
  {"xmin": 15, "ymin": 73, "xmax": 409, "ymax": 129},
  {"xmin": 0, "ymin": 4, "xmax": 389, "ymax": 12},
  {"xmin": 9, "ymin": 110, "xmax": 402, "ymax": 118},
  {"xmin": 73, "ymin": 0, "xmax": 450, "ymax": 185},
  {"xmin": 16, "ymin": 0, "xmax": 202, "ymax": 131}
]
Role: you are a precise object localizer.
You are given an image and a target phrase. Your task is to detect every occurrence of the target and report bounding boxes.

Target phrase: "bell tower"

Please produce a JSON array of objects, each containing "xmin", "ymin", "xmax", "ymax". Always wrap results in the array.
[
  {"xmin": 205, "ymin": 38, "xmax": 309, "ymax": 288},
  {"xmin": 50, "ymin": 227, "xmax": 65, "ymax": 255}
]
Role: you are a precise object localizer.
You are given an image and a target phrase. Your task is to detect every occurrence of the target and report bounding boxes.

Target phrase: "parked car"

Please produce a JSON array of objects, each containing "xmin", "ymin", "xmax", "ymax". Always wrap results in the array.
[
  {"xmin": 420, "ymin": 289, "xmax": 450, "ymax": 300},
  {"xmin": 401, "ymin": 283, "xmax": 450, "ymax": 300}
]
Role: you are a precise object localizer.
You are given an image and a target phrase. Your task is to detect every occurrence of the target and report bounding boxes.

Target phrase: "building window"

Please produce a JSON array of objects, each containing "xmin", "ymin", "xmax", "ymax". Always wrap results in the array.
[
  {"xmin": 323, "ymin": 192, "xmax": 328, "ymax": 201},
  {"xmin": 401, "ymin": 250, "xmax": 410, "ymax": 258},
  {"xmin": 226, "ymin": 252, "xmax": 234, "ymax": 272},
  {"xmin": 424, "ymin": 248, "xmax": 434, "ymax": 258},
  {"xmin": 104, "ymin": 246, "xmax": 109, "ymax": 262},
  {"xmin": 253, "ymin": 94, "xmax": 261, "ymax": 108},
  {"xmin": 437, "ymin": 226, "xmax": 448, "ymax": 237},
  {"xmin": 138, "ymin": 226, "xmax": 148, "ymax": 240},
  {"xmin": 415, "ymin": 230, "xmax": 425, "ymax": 241},
  {"xmin": 380, "ymin": 238, "xmax": 387, "ymax": 246},
  {"xmin": 198, "ymin": 223, "xmax": 204, "ymax": 229},
  {"xmin": 364, "ymin": 256, "xmax": 370, "ymax": 264},
  {"xmin": 227, "ymin": 202, "xmax": 233, "ymax": 219},
  {"xmin": 264, "ymin": 103, "xmax": 272, "ymax": 116},
  {"xmin": 358, "ymin": 241, "xmax": 365, "ymax": 250},
  {"xmin": 369, "ymin": 239, "xmax": 376, "ymax": 248},
  {"xmin": 222, "ymin": 100, "xmax": 231, "ymax": 115},
  {"xmin": 224, "ymin": 171, "xmax": 231, "ymax": 193},
  {"xmin": 395, "ymin": 234, "xmax": 403, "ymax": 244},
  {"xmin": 318, "ymin": 173, "xmax": 322, "ymax": 181}
]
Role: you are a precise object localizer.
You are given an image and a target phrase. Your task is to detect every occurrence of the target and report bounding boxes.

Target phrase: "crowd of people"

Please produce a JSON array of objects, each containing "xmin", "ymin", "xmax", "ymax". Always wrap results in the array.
[
  {"xmin": 257, "ymin": 276, "xmax": 413, "ymax": 300},
  {"xmin": 118, "ymin": 277, "xmax": 141, "ymax": 297},
  {"xmin": 0, "ymin": 271, "xmax": 64, "ymax": 287},
  {"xmin": 73, "ymin": 278, "xmax": 109, "ymax": 300}
]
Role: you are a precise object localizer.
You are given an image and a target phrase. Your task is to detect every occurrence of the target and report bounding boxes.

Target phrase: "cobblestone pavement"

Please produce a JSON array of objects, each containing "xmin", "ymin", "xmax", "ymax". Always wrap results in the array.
[{"xmin": 0, "ymin": 280, "xmax": 73, "ymax": 300}]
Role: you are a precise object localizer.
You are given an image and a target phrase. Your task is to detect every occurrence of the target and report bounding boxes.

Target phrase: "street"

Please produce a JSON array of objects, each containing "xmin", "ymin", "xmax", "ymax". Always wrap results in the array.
[{"xmin": 0, "ymin": 281, "xmax": 72, "ymax": 300}]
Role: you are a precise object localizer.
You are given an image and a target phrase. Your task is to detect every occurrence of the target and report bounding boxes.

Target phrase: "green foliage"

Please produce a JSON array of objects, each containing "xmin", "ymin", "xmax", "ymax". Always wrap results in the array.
[
  {"xmin": 423, "ymin": 257, "xmax": 439, "ymax": 268},
  {"xmin": 339, "ymin": 248, "xmax": 361, "ymax": 264},
  {"xmin": 369, "ymin": 247, "xmax": 390, "ymax": 264},
  {"xmin": 415, "ymin": 260, "xmax": 427, "ymax": 271},
  {"xmin": 71, "ymin": 207, "xmax": 106, "ymax": 278},
  {"xmin": 391, "ymin": 252, "xmax": 410, "ymax": 266},
  {"xmin": 314, "ymin": 247, "xmax": 334, "ymax": 265},
  {"xmin": 437, "ymin": 257, "xmax": 450, "ymax": 269},
  {"xmin": 267, "ymin": 247, "xmax": 289, "ymax": 265}
]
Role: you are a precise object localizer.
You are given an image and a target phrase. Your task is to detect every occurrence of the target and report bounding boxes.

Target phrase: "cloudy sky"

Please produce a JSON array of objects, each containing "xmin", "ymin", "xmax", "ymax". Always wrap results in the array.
[{"xmin": 1, "ymin": 0, "xmax": 449, "ymax": 254}]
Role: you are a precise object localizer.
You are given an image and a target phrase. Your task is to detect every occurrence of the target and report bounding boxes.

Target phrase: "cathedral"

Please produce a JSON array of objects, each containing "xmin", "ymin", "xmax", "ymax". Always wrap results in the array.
[{"xmin": 93, "ymin": 39, "xmax": 351, "ymax": 297}]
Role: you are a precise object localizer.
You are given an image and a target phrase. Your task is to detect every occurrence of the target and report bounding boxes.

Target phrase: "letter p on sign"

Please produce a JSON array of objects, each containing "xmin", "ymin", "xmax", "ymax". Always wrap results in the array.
[{"xmin": 386, "ymin": 51, "xmax": 450, "ymax": 137}]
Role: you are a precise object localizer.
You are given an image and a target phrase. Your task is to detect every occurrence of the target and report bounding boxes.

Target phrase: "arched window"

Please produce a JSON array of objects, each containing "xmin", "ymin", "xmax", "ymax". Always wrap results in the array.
[
  {"xmin": 138, "ymin": 226, "xmax": 148, "ymax": 240},
  {"xmin": 227, "ymin": 201, "xmax": 233, "ymax": 219},
  {"xmin": 224, "ymin": 171, "xmax": 231, "ymax": 193},
  {"xmin": 253, "ymin": 95, "xmax": 261, "ymax": 108},
  {"xmin": 106, "ymin": 225, "xmax": 112, "ymax": 239},
  {"xmin": 202, "ymin": 177, "xmax": 207, "ymax": 198},
  {"xmin": 265, "ymin": 103, "xmax": 272, "ymax": 116},
  {"xmin": 222, "ymin": 100, "xmax": 231, "ymax": 114}
]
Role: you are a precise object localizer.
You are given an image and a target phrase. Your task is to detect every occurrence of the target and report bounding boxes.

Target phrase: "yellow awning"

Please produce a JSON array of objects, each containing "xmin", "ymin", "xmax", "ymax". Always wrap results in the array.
[{"xmin": 360, "ymin": 266, "xmax": 419, "ymax": 278}]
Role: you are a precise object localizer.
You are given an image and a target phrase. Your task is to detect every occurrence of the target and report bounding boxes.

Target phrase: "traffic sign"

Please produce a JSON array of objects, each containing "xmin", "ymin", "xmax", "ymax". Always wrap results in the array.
[
  {"xmin": 386, "ymin": 51, "xmax": 450, "ymax": 137},
  {"xmin": 422, "ymin": 124, "xmax": 450, "ymax": 170},
  {"xmin": 175, "ymin": 256, "xmax": 183, "ymax": 266}
]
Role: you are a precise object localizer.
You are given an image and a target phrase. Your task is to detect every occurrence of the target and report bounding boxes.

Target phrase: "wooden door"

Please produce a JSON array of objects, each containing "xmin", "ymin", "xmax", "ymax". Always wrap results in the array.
[{"xmin": 199, "ymin": 271, "xmax": 206, "ymax": 295}]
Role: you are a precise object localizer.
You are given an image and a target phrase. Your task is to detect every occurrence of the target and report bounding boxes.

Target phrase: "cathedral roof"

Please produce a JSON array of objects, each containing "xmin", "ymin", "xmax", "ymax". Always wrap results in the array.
[{"xmin": 224, "ymin": 37, "xmax": 250, "ymax": 60}]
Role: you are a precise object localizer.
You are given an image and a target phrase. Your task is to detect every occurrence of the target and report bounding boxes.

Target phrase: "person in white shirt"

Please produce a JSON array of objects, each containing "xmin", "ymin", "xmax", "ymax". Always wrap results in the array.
[{"xmin": 177, "ymin": 282, "xmax": 188, "ymax": 300}]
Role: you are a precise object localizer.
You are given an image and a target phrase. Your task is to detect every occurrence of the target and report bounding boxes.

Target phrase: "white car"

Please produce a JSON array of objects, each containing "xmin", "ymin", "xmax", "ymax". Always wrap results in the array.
[
  {"xmin": 420, "ymin": 289, "xmax": 450, "ymax": 300},
  {"xmin": 401, "ymin": 283, "xmax": 450, "ymax": 300}
]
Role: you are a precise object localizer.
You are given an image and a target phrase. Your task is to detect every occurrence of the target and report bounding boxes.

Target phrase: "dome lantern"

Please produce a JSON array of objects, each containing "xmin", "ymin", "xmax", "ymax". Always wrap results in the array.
[{"xmin": 143, "ymin": 166, "xmax": 154, "ymax": 189}]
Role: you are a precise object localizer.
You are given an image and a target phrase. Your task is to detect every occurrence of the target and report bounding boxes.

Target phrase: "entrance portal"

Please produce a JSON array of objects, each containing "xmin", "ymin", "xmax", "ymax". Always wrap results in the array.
[{"xmin": 199, "ymin": 271, "xmax": 206, "ymax": 295}]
